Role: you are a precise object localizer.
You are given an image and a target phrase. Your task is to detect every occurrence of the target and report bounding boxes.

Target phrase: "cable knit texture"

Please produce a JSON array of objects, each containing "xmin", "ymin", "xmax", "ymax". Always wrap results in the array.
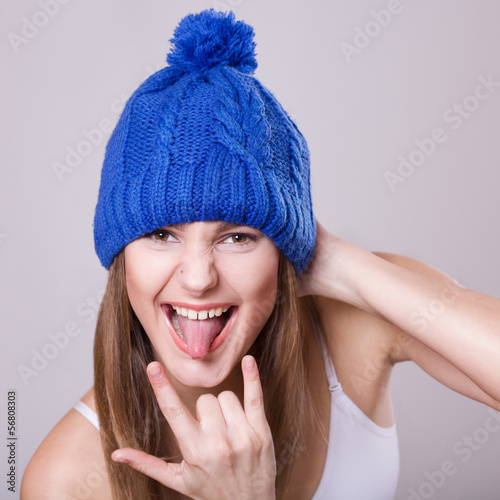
[{"xmin": 94, "ymin": 9, "xmax": 315, "ymax": 274}]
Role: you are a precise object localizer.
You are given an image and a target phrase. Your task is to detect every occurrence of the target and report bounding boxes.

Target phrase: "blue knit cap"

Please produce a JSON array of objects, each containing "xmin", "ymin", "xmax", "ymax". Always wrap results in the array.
[{"xmin": 94, "ymin": 9, "xmax": 316, "ymax": 274}]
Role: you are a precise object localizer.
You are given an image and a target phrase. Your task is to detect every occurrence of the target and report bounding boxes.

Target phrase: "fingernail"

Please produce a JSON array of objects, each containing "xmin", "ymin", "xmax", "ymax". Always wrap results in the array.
[
  {"xmin": 148, "ymin": 362, "xmax": 162, "ymax": 379},
  {"xmin": 244, "ymin": 356, "xmax": 255, "ymax": 370},
  {"xmin": 111, "ymin": 451, "xmax": 129, "ymax": 464}
]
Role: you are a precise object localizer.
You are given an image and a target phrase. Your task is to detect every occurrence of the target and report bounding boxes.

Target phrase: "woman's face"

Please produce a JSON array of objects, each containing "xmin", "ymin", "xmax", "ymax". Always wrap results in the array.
[{"xmin": 124, "ymin": 221, "xmax": 280, "ymax": 389}]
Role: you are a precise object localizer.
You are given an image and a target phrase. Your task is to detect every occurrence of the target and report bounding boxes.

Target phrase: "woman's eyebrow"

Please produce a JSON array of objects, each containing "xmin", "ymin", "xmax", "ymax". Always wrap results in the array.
[
  {"xmin": 167, "ymin": 223, "xmax": 186, "ymax": 230},
  {"xmin": 214, "ymin": 221, "xmax": 243, "ymax": 232},
  {"xmin": 166, "ymin": 222, "xmax": 244, "ymax": 232}
]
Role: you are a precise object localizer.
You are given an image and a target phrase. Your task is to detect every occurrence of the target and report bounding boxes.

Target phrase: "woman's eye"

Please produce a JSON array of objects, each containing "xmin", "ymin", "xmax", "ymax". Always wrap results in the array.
[
  {"xmin": 149, "ymin": 230, "xmax": 175, "ymax": 242},
  {"xmin": 222, "ymin": 233, "xmax": 255, "ymax": 244}
]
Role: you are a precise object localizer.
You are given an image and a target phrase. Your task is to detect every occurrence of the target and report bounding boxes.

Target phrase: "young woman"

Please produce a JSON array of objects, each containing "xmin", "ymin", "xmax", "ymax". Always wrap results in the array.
[{"xmin": 21, "ymin": 10, "xmax": 500, "ymax": 500}]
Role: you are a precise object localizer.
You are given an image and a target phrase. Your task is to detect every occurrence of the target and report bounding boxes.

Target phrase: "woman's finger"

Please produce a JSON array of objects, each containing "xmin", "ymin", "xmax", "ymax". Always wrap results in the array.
[
  {"xmin": 217, "ymin": 390, "xmax": 246, "ymax": 428},
  {"xmin": 112, "ymin": 448, "xmax": 186, "ymax": 494},
  {"xmin": 147, "ymin": 362, "xmax": 199, "ymax": 450},
  {"xmin": 196, "ymin": 392, "xmax": 228, "ymax": 432},
  {"xmin": 241, "ymin": 356, "xmax": 269, "ymax": 435},
  {"xmin": 217, "ymin": 389, "xmax": 264, "ymax": 460}
]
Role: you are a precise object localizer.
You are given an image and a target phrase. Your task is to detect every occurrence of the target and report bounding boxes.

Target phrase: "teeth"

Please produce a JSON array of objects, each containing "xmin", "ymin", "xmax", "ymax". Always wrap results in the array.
[
  {"xmin": 172, "ymin": 313, "xmax": 185, "ymax": 340},
  {"xmin": 171, "ymin": 305, "xmax": 230, "ymax": 321}
]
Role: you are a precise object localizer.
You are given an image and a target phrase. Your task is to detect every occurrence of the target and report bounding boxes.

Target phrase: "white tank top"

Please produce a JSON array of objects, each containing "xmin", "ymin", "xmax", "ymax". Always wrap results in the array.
[
  {"xmin": 74, "ymin": 333, "xmax": 399, "ymax": 499},
  {"xmin": 311, "ymin": 328, "xmax": 400, "ymax": 499}
]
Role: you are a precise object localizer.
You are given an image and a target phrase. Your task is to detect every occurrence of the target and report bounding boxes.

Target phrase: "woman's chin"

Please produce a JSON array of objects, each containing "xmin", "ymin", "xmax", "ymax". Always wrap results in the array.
[{"xmin": 163, "ymin": 356, "xmax": 237, "ymax": 390}]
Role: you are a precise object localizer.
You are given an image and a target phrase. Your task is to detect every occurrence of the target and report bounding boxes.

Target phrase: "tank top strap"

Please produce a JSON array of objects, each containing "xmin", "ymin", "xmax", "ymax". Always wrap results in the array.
[
  {"xmin": 73, "ymin": 400, "xmax": 100, "ymax": 431},
  {"xmin": 311, "ymin": 320, "xmax": 342, "ymax": 393}
]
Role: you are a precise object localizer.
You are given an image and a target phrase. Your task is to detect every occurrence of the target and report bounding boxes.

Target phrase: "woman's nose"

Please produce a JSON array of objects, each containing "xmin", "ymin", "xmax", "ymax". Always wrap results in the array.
[{"xmin": 178, "ymin": 252, "xmax": 218, "ymax": 296}]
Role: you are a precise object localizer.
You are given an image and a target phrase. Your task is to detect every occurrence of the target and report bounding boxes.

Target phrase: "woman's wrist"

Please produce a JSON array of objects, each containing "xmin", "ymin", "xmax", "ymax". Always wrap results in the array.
[
  {"xmin": 319, "ymin": 236, "xmax": 379, "ymax": 311},
  {"xmin": 300, "ymin": 225, "xmax": 372, "ymax": 308},
  {"xmin": 301, "ymin": 223, "xmax": 397, "ymax": 316}
]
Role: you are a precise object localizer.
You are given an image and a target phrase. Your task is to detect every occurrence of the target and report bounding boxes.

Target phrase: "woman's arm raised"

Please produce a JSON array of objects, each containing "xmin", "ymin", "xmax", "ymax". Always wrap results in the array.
[{"xmin": 299, "ymin": 222, "xmax": 500, "ymax": 406}]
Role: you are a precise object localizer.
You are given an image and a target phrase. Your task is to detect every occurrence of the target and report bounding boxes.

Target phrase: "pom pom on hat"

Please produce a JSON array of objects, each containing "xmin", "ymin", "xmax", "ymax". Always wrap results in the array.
[{"xmin": 167, "ymin": 9, "xmax": 257, "ymax": 75}]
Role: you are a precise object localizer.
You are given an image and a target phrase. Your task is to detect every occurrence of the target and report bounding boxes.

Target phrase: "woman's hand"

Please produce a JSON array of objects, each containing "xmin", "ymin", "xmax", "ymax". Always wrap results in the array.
[
  {"xmin": 298, "ymin": 221, "xmax": 337, "ymax": 297},
  {"xmin": 111, "ymin": 356, "xmax": 276, "ymax": 500},
  {"xmin": 298, "ymin": 221, "xmax": 368, "ymax": 307}
]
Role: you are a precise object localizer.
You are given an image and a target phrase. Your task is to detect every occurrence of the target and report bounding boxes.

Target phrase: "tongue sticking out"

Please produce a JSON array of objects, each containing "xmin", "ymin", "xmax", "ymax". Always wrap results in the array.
[{"xmin": 177, "ymin": 314, "xmax": 226, "ymax": 359}]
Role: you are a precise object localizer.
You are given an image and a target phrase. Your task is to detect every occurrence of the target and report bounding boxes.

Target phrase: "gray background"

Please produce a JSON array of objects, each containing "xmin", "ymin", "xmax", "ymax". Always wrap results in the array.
[{"xmin": 1, "ymin": 1, "xmax": 500, "ymax": 499}]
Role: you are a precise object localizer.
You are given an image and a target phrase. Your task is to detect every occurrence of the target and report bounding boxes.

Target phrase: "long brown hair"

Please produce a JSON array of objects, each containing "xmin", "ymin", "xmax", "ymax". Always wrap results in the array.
[{"xmin": 94, "ymin": 250, "xmax": 316, "ymax": 499}]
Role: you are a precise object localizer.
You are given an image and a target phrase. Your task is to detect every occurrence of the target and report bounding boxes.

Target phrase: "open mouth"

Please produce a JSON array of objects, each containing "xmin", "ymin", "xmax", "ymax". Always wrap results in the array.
[{"xmin": 161, "ymin": 303, "xmax": 237, "ymax": 359}]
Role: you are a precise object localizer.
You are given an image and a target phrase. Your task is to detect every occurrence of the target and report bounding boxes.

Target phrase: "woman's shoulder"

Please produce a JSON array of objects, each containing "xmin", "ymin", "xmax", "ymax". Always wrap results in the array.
[{"xmin": 21, "ymin": 388, "xmax": 112, "ymax": 500}]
